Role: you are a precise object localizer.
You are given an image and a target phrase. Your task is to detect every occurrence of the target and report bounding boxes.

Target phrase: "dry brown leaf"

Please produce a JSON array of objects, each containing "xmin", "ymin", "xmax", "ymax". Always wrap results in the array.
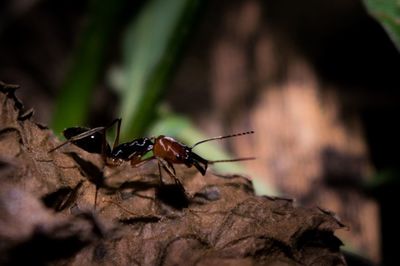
[{"xmin": 0, "ymin": 82, "xmax": 347, "ymax": 265}]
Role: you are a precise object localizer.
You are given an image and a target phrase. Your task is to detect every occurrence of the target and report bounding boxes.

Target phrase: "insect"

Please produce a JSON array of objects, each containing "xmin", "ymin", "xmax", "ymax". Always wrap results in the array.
[{"xmin": 50, "ymin": 119, "xmax": 254, "ymax": 187}]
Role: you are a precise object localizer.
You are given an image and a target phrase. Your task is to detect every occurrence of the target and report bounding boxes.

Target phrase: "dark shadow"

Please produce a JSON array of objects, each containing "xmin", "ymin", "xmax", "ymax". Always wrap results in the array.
[
  {"xmin": 66, "ymin": 152, "xmax": 107, "ymax": 188},
  {"xmin": 295, "ymin": 229, "xmax": 343, "ymax": 252},
  {"xmin": 5, "ymin": 227, "xmax": 89, "ymax": 266},
  {"xmin": 262, "ymin": 3, "xmax": 400, "ymax": 262},
  {"xmin": 343, "ymin": 250, "xmax": 376, "ymax": 266},
  {"xmin": 156, "ymin": 183, "xmax": 189, "ymax": 210},
  {"xmin": 41, "ymin": 181, "xmax": 83, "ymax": 212},
  {"xmin": 263, "ymin": 0, "xmax": 400, "ymax": 91},
  {"xmin": 118, "ymin": 180, "xmax": 158, "ymax": 191},
  {"xmin": 319, "ymin": 146, "xmax": 399, "ymax": 265},
  {"xmin": 119, "ymin": 215, "xmax": 162, "ymax": 225},
  {"xmin": 320, "ymin": 147, "xmax": 367, "ymax": 190}
]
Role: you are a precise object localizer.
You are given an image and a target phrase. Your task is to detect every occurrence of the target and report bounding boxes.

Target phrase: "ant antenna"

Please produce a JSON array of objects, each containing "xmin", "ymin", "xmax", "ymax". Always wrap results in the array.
[
  {"xmin": 209, "ymin": 157, "xmax": 256, "ymax": 164},
  {"xmin": 191, "ymin": 131, "xmax": 254, "ymax": 149}
]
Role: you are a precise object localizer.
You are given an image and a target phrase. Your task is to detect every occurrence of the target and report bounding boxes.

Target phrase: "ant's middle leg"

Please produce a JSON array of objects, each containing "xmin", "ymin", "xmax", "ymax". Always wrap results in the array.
[
  {"xmin": 101, "ymin": 118, "xmax": 121, "ymax": 165},
  {"xmin": 98, "ymin": 117, "xmax": 122, "ymax": 158},
  {"xmin": 130, "ymin": 156, "xmax": 155, "ymax": 167},
  {"xmin": 97, "ymin": 118, "xmax": 120, "ymax": 208}
]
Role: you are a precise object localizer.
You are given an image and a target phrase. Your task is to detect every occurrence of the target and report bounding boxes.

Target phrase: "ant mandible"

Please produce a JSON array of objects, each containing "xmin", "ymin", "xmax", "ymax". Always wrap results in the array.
[{"xmin": 50, "ymin": 119, "xmax": 254, "ymax": 187}]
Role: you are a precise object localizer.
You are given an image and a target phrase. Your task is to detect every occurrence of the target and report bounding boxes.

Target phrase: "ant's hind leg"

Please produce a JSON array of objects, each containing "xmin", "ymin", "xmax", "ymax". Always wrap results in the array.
[
  {"xmin": 110, "ymin": 118, "xmax": 122, "ymax": 149},
  {"xmin": 157, "ymin": 160, "xmax": 165, "ymax": 186}
]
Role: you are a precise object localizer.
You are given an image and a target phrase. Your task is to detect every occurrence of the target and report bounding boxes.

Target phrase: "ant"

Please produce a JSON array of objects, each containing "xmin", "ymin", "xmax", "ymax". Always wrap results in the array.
[
  {"xmin": 49, "ymin": 119, "xmax": 254, "ymax": 206},
  {"xmin": 50, "ymin": 118, "xmax": 254, "ymax": 179}
]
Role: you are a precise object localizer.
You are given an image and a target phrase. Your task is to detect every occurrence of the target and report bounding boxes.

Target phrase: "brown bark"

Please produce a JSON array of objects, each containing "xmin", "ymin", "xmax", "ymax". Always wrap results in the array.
[{"xmin": 0, "ymin": 82, "xmax": 346, "ymax": 265}]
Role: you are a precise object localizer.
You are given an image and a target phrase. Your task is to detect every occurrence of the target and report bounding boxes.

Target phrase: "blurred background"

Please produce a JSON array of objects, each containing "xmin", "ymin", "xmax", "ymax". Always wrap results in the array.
[{"xmin": 1, "ymin": 0, "xmax": 399, "ymax": 265}]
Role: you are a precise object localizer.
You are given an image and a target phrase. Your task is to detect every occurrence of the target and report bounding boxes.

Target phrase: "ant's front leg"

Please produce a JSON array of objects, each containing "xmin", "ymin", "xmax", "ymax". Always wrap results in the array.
[{"xmin": 158, "ymin": 159, "xmax": 183, "ymax": 188}]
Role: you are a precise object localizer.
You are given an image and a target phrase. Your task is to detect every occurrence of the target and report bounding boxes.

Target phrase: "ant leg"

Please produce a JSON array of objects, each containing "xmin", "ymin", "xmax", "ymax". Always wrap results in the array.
[
  {"xmin": 101, "ymin": 118, "xmax": 121, "ymax": 164},
  {"xmin": 159, "ymin": 159, "xmax": 182, "ymax": 187},
  {"xmin": 129, "ymin": 156, "xmax": 156, "ymax": 181},
  {"xmin": 130, "ymin": 156, "xmax": 155, "ymax": 168},
  {"xmin": 99, "ymin": 118, "xmax": 121, "ymax": 158},
  {"xmin": 110, "ymin": 118, "xmax": 122, "ymax": 149},
  {"xmin": 157, "ymin": 160, "xmax": 187, "ymax": 196},
  {"xmin": 100, "ymin": 127, "xmax": 109, "ymax": 164},
  {"xmin": 166, "ymin": 161, "xmax": 176, "ymax": 175},
  {"xmin": 166, "ymin": 162, "xmax": 182, "ymax": 186},
  {"xmin": 102, "ymin": 198, "xmax": 161, "ymax": 219},
  {"xmin": 97, "ymin": 120, "xmax": 121, "ymax": 209},
  {"xmin": 103, "ymin": 199, "xmax": 138, "ymax": 216},
  {"xmin": 157, "ymin": 160, "xmax": 164, "ymax": 186}
]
